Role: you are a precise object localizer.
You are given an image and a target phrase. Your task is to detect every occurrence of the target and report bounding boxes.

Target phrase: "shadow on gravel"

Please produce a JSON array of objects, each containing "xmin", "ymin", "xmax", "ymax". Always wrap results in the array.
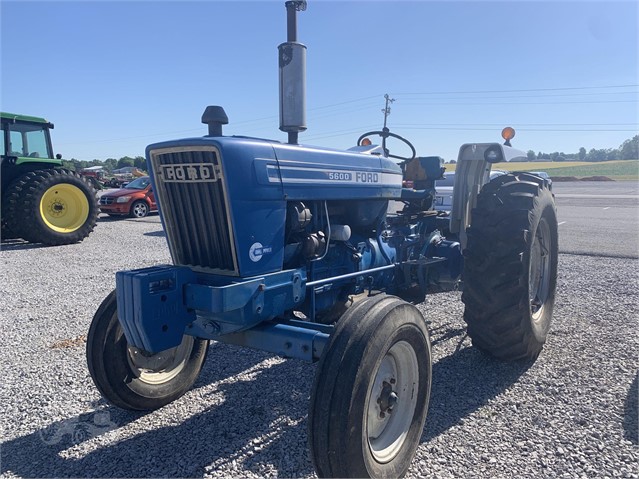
[
  {"xmin": 423, "ymin": 346, "xmax": 532, "ymax": 442},
  {"xmin": 144, "ymin": 230, "xmax": 166, "ymax": 237},
  {"xmin": 0, "ymin": 239, "xmax": 50, "ymax": 251},
  {"xmin": 0, "ymin": 342, "xmax": 314, "ymax": 478},
  {"xmin": 623, "ymin": 372, "xmax": 638, "ymax": 444},
  {"xmin": 97, "ymin": 214, "xmax": 160, "ymax": 223}
]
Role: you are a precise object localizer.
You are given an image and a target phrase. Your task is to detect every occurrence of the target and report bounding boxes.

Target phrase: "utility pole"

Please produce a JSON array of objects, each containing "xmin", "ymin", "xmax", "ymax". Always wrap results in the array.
[{"xmin": 381, "ymin": 93, "xmax": 395, "ymax": 130}]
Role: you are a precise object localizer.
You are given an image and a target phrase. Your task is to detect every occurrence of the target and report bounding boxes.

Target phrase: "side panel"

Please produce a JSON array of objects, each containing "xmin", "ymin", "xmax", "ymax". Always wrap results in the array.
[
  {"xmin": 271, "ymin": 143, "xmax": 403, "ymax": 200},
  {"xmin": 215, "ymin": 140, "xmax": 287, "ymax": 277}
]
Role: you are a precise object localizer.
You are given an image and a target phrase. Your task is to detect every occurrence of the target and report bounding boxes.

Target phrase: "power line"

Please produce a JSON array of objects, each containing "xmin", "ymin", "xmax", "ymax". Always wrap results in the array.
[
  {"xmin": 395, "ymin": 126, "xmax": 637, "ymax": 132},
  {"xmin": 391, "ymin": 84, "xmax": 639, "ymax": 96},
  {"xmin": 394, "ymin": 123, "xmax": 639, "ymax": 127},
  {"xmin": 397, "ymin": 91, "xmax": 639, "ymax": 101},
  {"xmin": 397, "ymin": 99, "xmax": 638, "ymax": 106},
  {"xmin": 308, "ymin": 94, "xmax": 381, "ymax": 111},
  {"xmin": 59, "ymin": 86, "xmax": 638, "ymax": 146},
  {"xmin": 303, "ymin": 125, "xmax": 380, "ymax": 141},
  {"xmin": 233, "ymin": 95, "xmax": 381, "ymax": 125}
]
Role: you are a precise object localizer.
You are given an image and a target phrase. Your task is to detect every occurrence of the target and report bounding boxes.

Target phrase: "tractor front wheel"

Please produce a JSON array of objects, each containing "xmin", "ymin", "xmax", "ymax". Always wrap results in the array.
[
  {"xmin": 3, "ymin": 168, "xmax": 98, "ymax": 245},
  {"xmin": 86, "ymin": 290, "xmax": 209, "ymax": 411},
  {"xmin": 462, "ymin": 172, "xmax": 558, "ymax": 361},
  {"xmin": 309, "ymin": 294, "xmax": 432, "ymax": 478}
]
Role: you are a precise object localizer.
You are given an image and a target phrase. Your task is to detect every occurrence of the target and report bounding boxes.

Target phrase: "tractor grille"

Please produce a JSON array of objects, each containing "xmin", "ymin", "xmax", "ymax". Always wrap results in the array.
[
  {"xmin": 149, "ymin": 147, "xmax": 238, "ymax": 274},
  {"xmin": 99, "ymin": 196, "xmax": 114, "ymax": 205}
]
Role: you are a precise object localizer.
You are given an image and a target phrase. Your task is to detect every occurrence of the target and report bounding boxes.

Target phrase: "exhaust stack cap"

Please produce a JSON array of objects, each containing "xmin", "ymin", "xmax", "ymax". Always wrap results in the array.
[{"xmin": 202, "ymin": 106, "xmax": 229, "ymax": 137}]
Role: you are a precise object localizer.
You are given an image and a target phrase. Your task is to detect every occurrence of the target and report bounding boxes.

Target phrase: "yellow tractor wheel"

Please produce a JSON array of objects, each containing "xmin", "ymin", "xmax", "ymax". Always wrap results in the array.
[
  {"xmin": 40, "ymin": 183, "xmax": 91, "ymax": 233},
  {"xmin": 3, "ymin": 169, "xmax": 98, "ymax": 245}
]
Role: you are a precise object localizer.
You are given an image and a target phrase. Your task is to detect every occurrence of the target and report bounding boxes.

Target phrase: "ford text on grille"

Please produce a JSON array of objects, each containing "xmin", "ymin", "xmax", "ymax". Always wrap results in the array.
[{"xmin": 159, "ymin": 163, "xmax": 218, "ymax": 182}]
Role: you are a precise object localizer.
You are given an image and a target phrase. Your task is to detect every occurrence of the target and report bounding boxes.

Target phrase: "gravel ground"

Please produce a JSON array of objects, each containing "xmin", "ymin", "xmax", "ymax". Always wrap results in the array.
[{"xmin": 1, "ymin": 214, "xmax": 637, "ymax": 478}]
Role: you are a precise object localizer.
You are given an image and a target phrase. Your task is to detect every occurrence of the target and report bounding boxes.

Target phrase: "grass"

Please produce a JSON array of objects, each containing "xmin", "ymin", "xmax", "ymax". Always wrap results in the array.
[{"xmin": 444, "ymin": 159, "xmax": 639, "ymax": 180}]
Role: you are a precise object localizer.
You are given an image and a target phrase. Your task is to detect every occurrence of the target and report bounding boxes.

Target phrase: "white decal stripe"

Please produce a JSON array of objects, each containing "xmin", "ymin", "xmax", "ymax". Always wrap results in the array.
[{"xmin": 266, "ymin": 165, "xmax": 402, "ymax": 186}]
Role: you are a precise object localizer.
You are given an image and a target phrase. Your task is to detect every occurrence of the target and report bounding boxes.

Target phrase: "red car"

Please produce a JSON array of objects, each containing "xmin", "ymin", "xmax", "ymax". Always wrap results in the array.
[{"xmin": 98, "ymin": 176, "xmax": 157, "ymax": 218}]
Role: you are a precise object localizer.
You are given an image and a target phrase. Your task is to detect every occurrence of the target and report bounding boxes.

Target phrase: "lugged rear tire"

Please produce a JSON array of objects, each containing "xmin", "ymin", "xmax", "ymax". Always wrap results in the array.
[
  {"xmin": 4, "ymin": 168, "xmax": 98, "ymax": 245},
  {"xmin": 0, "ymin": 215, "xmax": 18, "ymax": 241},
  {"xmin": 462, "ymin": 172, "xmax": 558, "ymax": 361}
]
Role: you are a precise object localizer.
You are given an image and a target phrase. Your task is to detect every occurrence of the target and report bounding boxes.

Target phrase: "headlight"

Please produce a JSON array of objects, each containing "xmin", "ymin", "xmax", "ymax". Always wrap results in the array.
[{"xmin": 116, "ymin": 196, "xmax": 131, "ymax": 203}]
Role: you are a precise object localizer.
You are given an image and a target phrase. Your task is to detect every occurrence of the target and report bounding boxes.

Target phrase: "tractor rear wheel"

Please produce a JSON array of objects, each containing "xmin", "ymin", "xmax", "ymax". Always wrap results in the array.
[
  {"xmin": 4, "ymin": 168, "xmax": 98, "ymax": 245},
  {"xmin": 309, "ymin": 294, "xmax": 432, "ymax": 478},
  {"xmin": 0, "ymin": 217, "xmax": 18, "ymax": 242},
  {"xmin": 86, "ymin": 290, "xmax": 210, "ymax": 411},
  {"xmin": 462, "ymin": 172, "xmax": 558, "ymax": 361}
]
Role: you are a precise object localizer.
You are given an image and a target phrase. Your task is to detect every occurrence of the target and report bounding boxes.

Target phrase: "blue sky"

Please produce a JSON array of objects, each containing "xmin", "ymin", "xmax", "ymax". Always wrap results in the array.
[{"xmin": 2, "ymin": 0, "xmax": 637, "ymax": 162}]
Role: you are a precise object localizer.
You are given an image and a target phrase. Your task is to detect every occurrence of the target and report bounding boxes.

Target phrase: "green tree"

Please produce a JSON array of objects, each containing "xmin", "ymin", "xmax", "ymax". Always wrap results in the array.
[
  {"xmin": 578, "ymin": 147, "xmax": 587, "ymax": 161},
  {"xmin": 527, "ymin": 150, "xmax": 536, "ymax": 161},
  {"xmin": 133, "ymin": 156, "xmax": 147, "ymax": 171},
  {"xmin": 606, "ymin": 149, "xmax": 620, "ymax": 161},
  {"xmin": 104, "ymin": 158, "xmax": 118, "ymax": 171},
  {"xmin": 587, "ymin": 148, "xmax": 607, "ymax": 162},
  {"xmin": 117, "ymin": 156, "xmax": 135, "ymax": 169},
  {"xmin": 620, "ymin": 135, "xmax": 639, "ymax": 160},
  {"xmin": 61, "ymin": 160, "xmax": 76, "ymax": 170}
]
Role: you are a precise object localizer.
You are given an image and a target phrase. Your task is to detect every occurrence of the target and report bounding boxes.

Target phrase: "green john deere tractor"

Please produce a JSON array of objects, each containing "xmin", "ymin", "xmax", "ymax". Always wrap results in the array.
[{"xmin": 1, "ymin": 112, "xmax": 98, "ymax": 245}]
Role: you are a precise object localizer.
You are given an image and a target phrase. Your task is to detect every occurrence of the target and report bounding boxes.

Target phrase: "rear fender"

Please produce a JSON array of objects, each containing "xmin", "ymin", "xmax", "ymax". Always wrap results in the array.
[{"xmin": 450, "ymin": 143, "xmax": 526, "ymax": 249}]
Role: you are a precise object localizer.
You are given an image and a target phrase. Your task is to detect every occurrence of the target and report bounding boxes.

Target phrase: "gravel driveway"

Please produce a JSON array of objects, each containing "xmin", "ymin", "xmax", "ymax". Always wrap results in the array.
[{"xmin": 1, "ymin": 215, "xmax": 637, "ymax": 478}]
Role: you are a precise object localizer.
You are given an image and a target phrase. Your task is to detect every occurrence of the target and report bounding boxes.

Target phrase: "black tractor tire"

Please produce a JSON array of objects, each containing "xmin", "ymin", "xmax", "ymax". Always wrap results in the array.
[
  {"xmin": 87, "ymin": 177, "xmax": 103, "ymax": 191},
  {"xmin": 462, "ymin": 172, "xmax": 558, "ymax": 361},
  {"xmin": 129, "ymin": 200, "xmax": 149, "ymax": 218},
  {"xmin": 309, "ymin": 294, "xmax": 432, "ymax": 478},
  {"xmin": 3, "ymin": 168, "xmax": 98, "ymax": 246},
  {"xmin": 86, "ymin": 290, "xmax": 210, "ymax": 411},
  {"xmin": 0, "ymin": 217, "xmax": 18, "ymax": 241},
  {"xmin": 2, "ymin": 188, "xmax": 27, "ymax": 241}
]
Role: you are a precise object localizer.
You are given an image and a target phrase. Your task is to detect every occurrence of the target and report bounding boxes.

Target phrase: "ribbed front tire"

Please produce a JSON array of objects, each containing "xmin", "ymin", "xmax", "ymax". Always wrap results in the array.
[
  {"xmin": 309, "ymin": 294, "xmax": 432, "ymax": 478},
  {"xmin": 87, "ymin": 290, "xmax": 210, "ymax": 411}
]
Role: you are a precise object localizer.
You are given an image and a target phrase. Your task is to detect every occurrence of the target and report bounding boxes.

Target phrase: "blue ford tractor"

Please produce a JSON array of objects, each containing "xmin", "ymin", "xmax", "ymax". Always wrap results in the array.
[{"xmin": 86, "ymin": 2, "xmax": 558, "ymax": 477}]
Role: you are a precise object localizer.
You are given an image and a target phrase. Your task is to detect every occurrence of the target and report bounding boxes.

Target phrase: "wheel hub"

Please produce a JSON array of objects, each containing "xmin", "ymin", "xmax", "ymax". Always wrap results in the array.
[
  {"xmin": 377, "ymin": 381, "xmax": 398, "ymax": 417},
  {"xmin": 126, "ymin": 335, "xmax": 195, "ymax": 385},
  {"xmin": 529, "ymin": 217, "xmax": 552, "ymax": 321},
  {"xmin": 128, "ymin": 346, "xmax": 174, "ymax": 372},
  {"xmin": 367, "ymin": 341, "xmax": 420, "ymax": 463},
  {"xmin": 52, "ymin": 201, "xmax": 65, "ymax": 214}
]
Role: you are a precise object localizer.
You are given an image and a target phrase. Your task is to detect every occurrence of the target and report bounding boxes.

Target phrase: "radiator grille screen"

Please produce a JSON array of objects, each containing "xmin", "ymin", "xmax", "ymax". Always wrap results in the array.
[{"xmin": 150, "ymin": 147, "xmax": 237, "ymax": 274}]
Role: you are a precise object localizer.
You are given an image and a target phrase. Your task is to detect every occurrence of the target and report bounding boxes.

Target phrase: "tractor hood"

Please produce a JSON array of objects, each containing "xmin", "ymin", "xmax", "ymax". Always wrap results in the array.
[{"xmin": 144, "ymin": 135, "xmax": 403, "ymax": 278}]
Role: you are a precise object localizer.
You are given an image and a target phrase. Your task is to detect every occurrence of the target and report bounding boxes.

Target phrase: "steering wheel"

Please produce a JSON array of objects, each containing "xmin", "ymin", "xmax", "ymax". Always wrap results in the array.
[{"xmin": 357, "ymin": 127, "xmax": 416, "ymax": 161}]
